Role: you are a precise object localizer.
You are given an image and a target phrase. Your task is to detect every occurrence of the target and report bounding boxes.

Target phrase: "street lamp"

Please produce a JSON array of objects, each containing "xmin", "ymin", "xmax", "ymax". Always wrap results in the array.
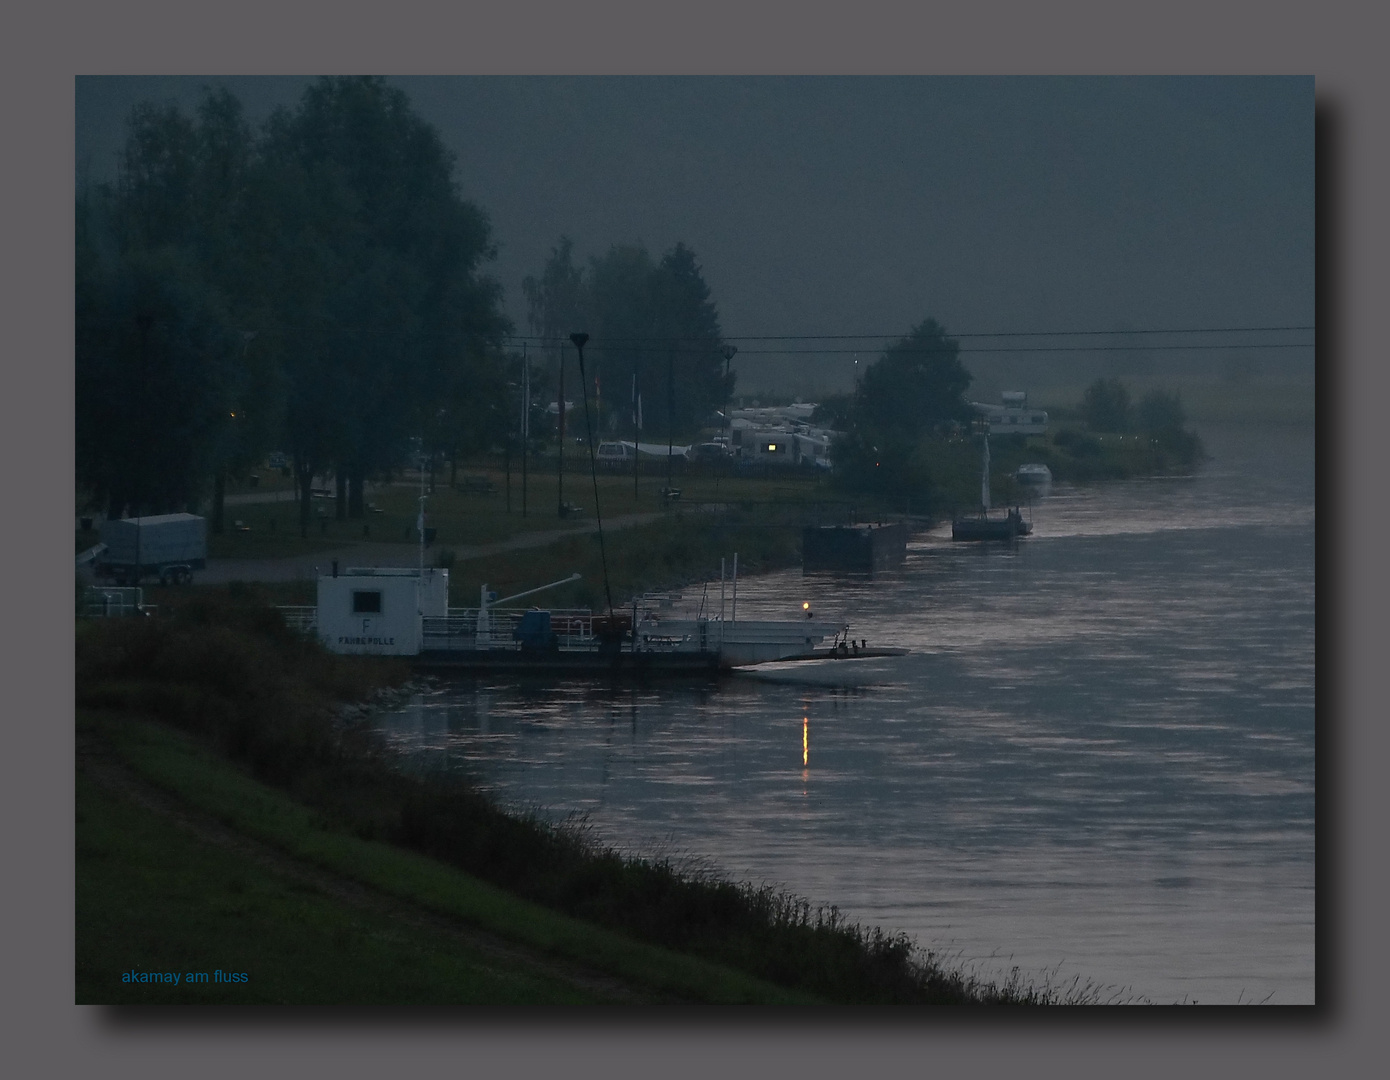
[{"xmin": 562, "ymin": 333, "xmax": 588, "ymax": 518}]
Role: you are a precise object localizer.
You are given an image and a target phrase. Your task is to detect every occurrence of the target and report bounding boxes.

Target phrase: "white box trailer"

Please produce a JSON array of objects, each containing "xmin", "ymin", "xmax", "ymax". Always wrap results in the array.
[
  {"xmin": 316, "ymin": 567, "xmax": 449, "ymax": 656},
  {"xmin": 96, "ymin": 513, "xmax": 207, "ymax": 584}
]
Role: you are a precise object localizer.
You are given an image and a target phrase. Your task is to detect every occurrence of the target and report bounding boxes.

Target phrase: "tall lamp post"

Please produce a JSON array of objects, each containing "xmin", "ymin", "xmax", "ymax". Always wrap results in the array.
[
  {"xmin": 563, "ymin": 333, "xmax": 588, "ymax": 517},
  {"xmin": 557, "ymin": 337, "xmax": 567, "ymax": 517}
]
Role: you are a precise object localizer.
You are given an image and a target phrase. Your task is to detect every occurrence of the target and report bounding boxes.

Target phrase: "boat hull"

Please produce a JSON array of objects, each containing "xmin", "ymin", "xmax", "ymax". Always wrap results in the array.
[{"xmin": 415, "ymin": 647, "xmax": 722, "ymax": 677}]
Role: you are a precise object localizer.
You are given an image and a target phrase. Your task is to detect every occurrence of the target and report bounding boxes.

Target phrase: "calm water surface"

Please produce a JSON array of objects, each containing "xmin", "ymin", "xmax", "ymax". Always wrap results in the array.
[{"xmin": 375, "ymin": 423, "xmax": 1315, "ymax": 1004}]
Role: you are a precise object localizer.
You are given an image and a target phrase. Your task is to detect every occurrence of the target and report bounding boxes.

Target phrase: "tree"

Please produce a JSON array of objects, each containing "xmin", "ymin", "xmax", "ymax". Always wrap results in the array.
[
  {"xmin": 76, "ymin": 241, "xmax": 241, "ymax": 519},
  {"xmin": 1081, "ymin": 378, "xmax": 1133, "ymax": 433},
  {"xmin": 77, "ymin": 92, "xmax": 257, "ymax": 523},
  {"xmin": 253, "ymin": 77, "xmax": 510, "ymax": 535},
  {"xmin": 828, "ymin": 319, "xmax": 972, "ymax": 512},
  {"xmin": 522, "ymin": 239, "xmax": 734, "ymax": 443},
  {"xmin": 853, "ymin": 319, "xmax": 973, "ymax": 440}
]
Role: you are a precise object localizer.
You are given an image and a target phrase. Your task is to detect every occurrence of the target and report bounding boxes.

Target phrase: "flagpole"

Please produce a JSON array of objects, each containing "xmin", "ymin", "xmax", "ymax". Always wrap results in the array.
[{"xmin": 418, "ymin": 447, "xmax": 426, "ymax": 576}]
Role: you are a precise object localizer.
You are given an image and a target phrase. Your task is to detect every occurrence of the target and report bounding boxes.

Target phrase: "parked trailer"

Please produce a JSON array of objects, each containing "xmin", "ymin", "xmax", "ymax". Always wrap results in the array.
[{"xmin": 96, "ymin": 513, "xmax": 207, "ymax": 585}]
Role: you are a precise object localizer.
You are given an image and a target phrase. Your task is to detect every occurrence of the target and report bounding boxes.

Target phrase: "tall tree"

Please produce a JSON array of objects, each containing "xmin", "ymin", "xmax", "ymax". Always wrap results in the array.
[
  {"xmin": 77, "ymin": 92, "xmax": 258, "ymax": 524},
  {"xmin": 76, "ymin": 241, "xmax": 241, "ymax": 518},
  {"xmin": 853, "ymin": 319, "xmax": 973, "ymax": 439},
  {"xmin": 829, "ymin": 319, "xmax": 972, "ymax": 508},
  {"xmin": 253, "ymin": 77, "xmax": 510, "ymax": 534},
  {"xmin": 524, "ymin": 239, "xmax": 733, "ymax": 442},
  {"xmin": 1081, "ymin": 377, "xmax": 1133, "ymax": 433}
]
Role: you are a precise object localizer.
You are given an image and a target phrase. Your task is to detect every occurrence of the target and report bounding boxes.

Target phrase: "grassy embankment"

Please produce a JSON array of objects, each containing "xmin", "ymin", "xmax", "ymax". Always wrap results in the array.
[
  {"xmin": 76, "ymin": 592, "xmax": 1100, "ymax": 1005},
  {"xmin": 73, "ymin": 463, "xmax": 846, "ymax": 566}
]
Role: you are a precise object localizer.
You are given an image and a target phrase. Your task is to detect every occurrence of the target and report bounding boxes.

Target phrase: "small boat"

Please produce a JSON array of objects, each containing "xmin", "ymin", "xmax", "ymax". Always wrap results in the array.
[
  {"xmin": 1015, "ymin": 463, "xmax": 1053, "ymax": 485},
  {"xmin": 951, "ymin": 508, "xmax": 1030, "ymax": 541},
  {"xmin": 951, "ymin": 434, "xmax": 1032, "ymax": 542}
]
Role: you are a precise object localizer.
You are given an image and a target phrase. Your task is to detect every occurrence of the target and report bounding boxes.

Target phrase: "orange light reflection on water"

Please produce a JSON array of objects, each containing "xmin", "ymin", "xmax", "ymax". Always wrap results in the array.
[{"xmin": 802, "ymin": 715, "xmax": 808, "ymax": 768}]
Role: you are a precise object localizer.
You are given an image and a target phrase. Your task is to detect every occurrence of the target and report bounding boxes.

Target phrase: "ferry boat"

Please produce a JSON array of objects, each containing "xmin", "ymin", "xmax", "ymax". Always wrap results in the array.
[{"xmin": 283, "ymin": 560, "xmax": 903, "ymax": 676}]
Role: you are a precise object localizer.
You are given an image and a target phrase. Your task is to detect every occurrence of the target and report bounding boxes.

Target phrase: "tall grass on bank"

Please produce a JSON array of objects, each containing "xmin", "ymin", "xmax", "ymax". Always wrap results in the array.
[{"xmin": 76, "ymin": 591, "xmax": 1097, "ymax": 1004}]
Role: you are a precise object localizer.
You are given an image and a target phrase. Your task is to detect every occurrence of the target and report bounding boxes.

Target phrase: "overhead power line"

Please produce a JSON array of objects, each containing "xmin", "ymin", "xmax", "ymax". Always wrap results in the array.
[
  {"xmin": 725, "ymin": 343, "xmax": 1314, "ymax": 357},
  {"xmin": 508, "ymin": 323, "xmax": 1314, "ymax": 346}
]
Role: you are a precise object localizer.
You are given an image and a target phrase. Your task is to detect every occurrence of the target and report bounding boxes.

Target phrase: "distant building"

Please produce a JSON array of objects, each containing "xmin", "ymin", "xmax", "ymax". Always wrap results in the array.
[{"xmin": 970, "ymin": 391, "xmax": 1049, "ymax": 435}]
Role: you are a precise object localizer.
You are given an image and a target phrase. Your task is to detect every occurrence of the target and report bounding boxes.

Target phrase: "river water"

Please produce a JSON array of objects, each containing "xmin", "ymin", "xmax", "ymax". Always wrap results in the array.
[{"xmin": 373, "ymin": 422, "xmax": 1316, "ymax": 1005}]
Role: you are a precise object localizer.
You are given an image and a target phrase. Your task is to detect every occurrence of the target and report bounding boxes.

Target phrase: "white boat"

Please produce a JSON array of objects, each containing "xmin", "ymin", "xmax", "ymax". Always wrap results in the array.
[{"xmin": 1016, "ymin": 463, "xmax": 1053, "ymax": 485}]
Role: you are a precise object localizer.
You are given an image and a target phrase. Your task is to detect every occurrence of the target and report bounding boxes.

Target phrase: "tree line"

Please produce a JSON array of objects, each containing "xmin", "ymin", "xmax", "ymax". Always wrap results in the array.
[
  {"xmin": 521, "ymin": 237, "xmax": 734, "ymax": 442},
  {"xmin": 77, "ymin": 78, "xmax": 737, "ymax": 537}
]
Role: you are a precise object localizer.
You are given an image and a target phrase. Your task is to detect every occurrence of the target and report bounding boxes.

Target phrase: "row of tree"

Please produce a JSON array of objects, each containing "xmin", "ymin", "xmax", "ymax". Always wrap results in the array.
[
  {"xmin": 521, "ymin": 238, "xmax": 734, "ymax": 441},
  {"xmin": 77, "ymin": 79, "xmax": 742, "ymax": 536},
  {"xmin": 78, "ymin": 78, "xmax": 514, "ymax": 537}
]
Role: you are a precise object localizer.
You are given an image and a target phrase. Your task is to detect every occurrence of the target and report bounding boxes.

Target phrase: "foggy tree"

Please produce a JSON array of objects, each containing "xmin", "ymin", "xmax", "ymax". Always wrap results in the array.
[
  {"xmin": 522, "ymin": 236, "xmax": 588, "ymax": 437},
  {"xmin": 523, "ymin": 239, "xmax": 733, "ymax": 441},
  {"xmin": 828, "ymin": 319, "xmax": 972, "ymax": 509},
  {"xmin": 77, "ymin": 91, "xmax": 264, "ymax": 526},
  {"xmin": 253, "ymin": 77, "xmax": 510, "ymax": 535},
  {"xmin": 76, "ymin": 241, "xmax": 242, "ymax": 519},
  {"xmin": 1081, "ymin": 377, "xmax": 1133, "ymax": 432},
  {"xmin": 853, "ymin": 319, "xmax": 973, "ymax": 439}
]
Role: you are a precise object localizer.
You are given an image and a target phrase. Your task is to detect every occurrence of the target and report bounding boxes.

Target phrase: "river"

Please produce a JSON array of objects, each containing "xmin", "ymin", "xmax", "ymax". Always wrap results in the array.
[{"xmin": 373, "ymin": 421, "xmax": 1316, "ymax": 1004}]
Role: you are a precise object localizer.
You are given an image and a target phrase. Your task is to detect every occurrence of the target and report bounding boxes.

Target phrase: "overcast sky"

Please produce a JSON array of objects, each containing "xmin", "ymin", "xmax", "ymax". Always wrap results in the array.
[{"xmin": 76, "ymin": 76, "xmax": 1313, "ymax": 393}]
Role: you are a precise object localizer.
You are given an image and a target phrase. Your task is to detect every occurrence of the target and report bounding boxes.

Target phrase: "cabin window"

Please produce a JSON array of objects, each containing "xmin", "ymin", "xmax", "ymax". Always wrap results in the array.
[
  {"xmin": 352, "ymin": 590, "xmax": 382, "ymax": 614},
  {"xmin": 767, "ymin": 443, "xmax": 779, "ymax": 452}
]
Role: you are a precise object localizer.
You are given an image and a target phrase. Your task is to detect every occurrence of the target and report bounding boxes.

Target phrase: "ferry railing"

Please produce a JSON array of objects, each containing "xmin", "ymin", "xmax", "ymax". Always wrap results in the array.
[{"xmin": 424, "ymin": 607, "xmax": 599, "ymax": 651}]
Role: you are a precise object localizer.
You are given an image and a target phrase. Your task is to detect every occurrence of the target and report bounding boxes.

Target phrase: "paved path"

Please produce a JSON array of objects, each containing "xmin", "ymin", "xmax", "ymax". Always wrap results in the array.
[{"xmin": 198, "ymin": 511, "xmax": 667, "ymax": 584}]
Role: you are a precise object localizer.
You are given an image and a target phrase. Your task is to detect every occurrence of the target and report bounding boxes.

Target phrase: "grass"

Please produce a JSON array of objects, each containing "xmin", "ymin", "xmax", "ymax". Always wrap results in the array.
[
  {"xmin": 203, "ymin": 463, "xmax": 848, "ymax": 560},
  {"xmin": 76, "ymin": 770, "xmax": 603, "ymax": 1005},
  {"xmin": 78, "ymin": 713, "xmax": 820, "ymax": 1005}
]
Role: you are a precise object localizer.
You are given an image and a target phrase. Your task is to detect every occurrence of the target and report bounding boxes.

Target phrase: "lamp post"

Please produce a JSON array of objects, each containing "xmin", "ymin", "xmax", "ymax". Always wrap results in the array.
[
  {"xmin": 557, "ymin": 337, "xmax": 567, "ymax": 517},
  {"xmin": 563, "ymin": 333, "xmax": 588, "ymax": 517}
]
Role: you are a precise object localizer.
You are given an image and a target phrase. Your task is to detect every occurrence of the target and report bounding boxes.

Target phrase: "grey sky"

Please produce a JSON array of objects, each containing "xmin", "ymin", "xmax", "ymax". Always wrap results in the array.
[{"xmin": 76, "ymin": 76, "xmax": 1313, "ymax": 393}]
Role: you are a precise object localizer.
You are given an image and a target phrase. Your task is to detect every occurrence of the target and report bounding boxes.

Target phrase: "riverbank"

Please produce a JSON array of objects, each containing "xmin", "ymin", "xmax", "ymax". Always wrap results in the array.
[{"xmin": 76, "ymin": 592, "xmax": 1105, "ymax": 1005}]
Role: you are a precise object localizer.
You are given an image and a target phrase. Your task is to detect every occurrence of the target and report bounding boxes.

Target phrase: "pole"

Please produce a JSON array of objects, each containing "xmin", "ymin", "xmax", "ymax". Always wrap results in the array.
[
  {"xmin": 418, "ymin": 450, "xmax": 426, "ymax": 576},
  {"xmin": 731, "ymin": 552, "xmax": 738, "ymax": 623},
  {"xmin": 666, "ymin": 345, "xmax": 675, "ymax": 491},
  {"xmin": 722, "ymin": 345, "xmax": 737, "ymax": 461},
  {"xmin": 633, "ymin": 371, "xmax": 641, "ymax": 501},
  {"xmin": 521, "ymin": 342, "xmax": 529, "ymax": 518},
  {"xmin": 719, "ymin": 557, "xmax": 726, "ymax": 649},
  {"xmin": 557, "ymin": 339, "xmax": 566, "ymax": 517}
]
